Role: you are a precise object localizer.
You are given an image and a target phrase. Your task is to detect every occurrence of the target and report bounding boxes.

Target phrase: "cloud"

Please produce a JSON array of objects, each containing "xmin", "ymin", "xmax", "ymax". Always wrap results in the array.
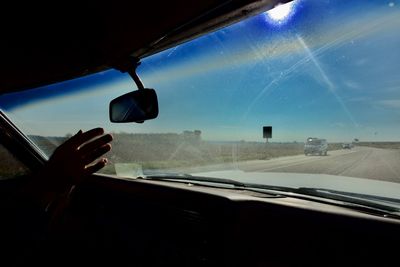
[
  {"xmin": 378, "ymin": 99, "xmax": 400, "ymax": 109},
  {"xmin": 354, "ymin": 58, "xmax": 368, "ymax": 66},
  {"xmin": 346, "ymin": 96, "xmax": 370, "ymax": 102},
  {"xmin": 343, "ymin": 80, "xmax": 361, "ymax": 90}
]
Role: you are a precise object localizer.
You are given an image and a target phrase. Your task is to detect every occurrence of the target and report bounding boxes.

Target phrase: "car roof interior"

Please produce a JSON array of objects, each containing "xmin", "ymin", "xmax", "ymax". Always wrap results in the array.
[
  {"xmin": 1, "ymin": 0, "xmax": 288, "ymax": 93},
  {"xmin": 1, "ymin": 1, "xmax": 400, "ymax": 266}
]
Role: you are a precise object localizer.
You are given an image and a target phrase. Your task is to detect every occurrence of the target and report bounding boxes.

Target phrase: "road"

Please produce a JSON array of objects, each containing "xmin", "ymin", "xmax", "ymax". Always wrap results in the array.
[{"xmin": 186, "ymin": 146, "xmax": 400, "ymax": 183}]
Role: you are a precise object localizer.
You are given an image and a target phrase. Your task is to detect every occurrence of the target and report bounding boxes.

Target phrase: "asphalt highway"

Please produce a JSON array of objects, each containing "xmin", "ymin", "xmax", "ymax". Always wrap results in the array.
[{"xmin": 237, "ymin": 146, "xmax": 400, "ymax": 183}]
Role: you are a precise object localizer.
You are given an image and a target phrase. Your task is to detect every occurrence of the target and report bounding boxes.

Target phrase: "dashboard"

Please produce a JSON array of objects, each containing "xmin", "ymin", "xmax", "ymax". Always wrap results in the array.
[{"xmin": 46, "ymin": 174, "xmax": 400, "ymax": 267}]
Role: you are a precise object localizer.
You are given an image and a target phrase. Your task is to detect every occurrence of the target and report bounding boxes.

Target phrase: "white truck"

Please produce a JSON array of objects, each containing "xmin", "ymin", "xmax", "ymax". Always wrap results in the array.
[{"xmin": 304, "ymin": 137, "xmax": 328, "ymax": 156}]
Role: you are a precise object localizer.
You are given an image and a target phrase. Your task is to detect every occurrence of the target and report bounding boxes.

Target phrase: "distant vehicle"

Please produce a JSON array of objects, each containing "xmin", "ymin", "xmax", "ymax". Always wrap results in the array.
[
  {"xmin": 342, "ymin": 143, "xmax": 353, "ymax": 149},
  {"xmin": 304, "ymin": 137, "xmax": 328, "ymax": 156}
]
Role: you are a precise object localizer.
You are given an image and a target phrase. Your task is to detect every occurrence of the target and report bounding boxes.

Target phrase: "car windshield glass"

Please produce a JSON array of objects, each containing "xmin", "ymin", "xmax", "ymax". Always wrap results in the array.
[
  {"xmin": 1, "ymin": 0, "xmax": 400, "ymax": 203},
  {"xmin": 307, "ymin": 139, "xmax": 321, "ymax": 145}
]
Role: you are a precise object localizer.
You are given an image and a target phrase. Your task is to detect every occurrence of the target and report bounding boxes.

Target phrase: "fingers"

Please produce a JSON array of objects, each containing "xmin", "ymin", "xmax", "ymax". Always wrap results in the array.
[
  {"xmin": 60, "ymin": 129, "xmax": 83, "ymax": 148},
  {"xmin": 45, "ymin": 128, "xmax": 112, "ymax": 192},
  {"xmin": 85, "ymin": 158, "xmax": 108, "ymax": 175},
  {"xmin": 82, "ymin": 143, "xmax": 112, "ymax": 165},
  {"xmin": 67, "ymin": 128, "xmax": 105, "ymax": 149},
  {"xmin": 78, "ymin": 133, "xmax": 113, "ymax": 156}
]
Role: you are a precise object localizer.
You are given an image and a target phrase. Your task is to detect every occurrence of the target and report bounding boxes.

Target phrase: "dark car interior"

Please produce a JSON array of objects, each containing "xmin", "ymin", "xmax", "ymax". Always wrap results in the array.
[{"xmin": 1, "ymin": 1, "xmax": 400, "ymax": 266}]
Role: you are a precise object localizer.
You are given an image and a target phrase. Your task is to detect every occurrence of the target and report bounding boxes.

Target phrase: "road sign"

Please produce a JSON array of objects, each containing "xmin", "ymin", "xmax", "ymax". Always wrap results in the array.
[{"xmin": 263, "ymin": 126, "xmax": 272, "ymax": 139}]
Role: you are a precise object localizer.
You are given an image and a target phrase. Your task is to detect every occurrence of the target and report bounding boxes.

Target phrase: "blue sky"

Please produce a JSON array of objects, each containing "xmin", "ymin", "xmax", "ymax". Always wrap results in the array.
[{"xmin": 1, "ymin": 0, "xmax": 400, "ymax": 143}]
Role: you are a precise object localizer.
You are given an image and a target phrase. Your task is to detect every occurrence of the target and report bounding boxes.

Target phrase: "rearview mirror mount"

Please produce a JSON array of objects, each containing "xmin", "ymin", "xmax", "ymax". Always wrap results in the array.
[{"xmin": 110, "ymin": 58, "xmax": 159, "ymax": 123}]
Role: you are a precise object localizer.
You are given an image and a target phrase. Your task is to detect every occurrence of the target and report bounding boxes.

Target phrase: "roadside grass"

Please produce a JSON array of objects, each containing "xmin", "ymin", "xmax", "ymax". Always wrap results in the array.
[
  {"xmin": 0, "ymin": 145, "xmax": 29, "ymax": 179},
  {"xmin": 356, "ymin": 142, "xmax": 400, "ymax": 149},
  {"xmin": 92, "ymin": 134, "xmax": 344, "ymax": 174},
  {"xmin": 3, "ymin": 132, "xmax": 398, "ymax": 178},
  {"xmin": 0, "ymin": 134, "xmax": 344, "ymax": 177}
]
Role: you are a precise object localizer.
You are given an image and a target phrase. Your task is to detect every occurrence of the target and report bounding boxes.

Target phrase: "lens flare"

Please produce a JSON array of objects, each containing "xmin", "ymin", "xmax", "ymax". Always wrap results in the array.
[{"xmin": 266, "ymin": 1, "xmax": 295, "ymax": 23}]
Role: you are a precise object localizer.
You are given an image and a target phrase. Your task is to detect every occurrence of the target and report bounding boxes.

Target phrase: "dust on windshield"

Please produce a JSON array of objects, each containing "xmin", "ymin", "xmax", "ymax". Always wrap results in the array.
[{"xmin": 1, "ymin": 0, "xmax": 400, "ymax": 199}]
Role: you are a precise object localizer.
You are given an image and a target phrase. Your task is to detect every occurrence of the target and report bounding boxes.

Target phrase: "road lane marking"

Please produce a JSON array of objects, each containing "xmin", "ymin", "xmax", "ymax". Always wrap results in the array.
[
  {"xmin": 240, "ymin": 149, "xmax": 356, "ymax": 169},
  {"xmin": 252, "ymin": 150, "xmax": 359, "ymax": 172}
]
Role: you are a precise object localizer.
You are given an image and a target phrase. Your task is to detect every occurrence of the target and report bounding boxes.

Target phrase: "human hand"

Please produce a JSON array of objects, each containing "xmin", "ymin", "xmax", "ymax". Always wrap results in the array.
[{"xmin": 42, "ymin": 128, "xmax": 113, "ymax": 193}]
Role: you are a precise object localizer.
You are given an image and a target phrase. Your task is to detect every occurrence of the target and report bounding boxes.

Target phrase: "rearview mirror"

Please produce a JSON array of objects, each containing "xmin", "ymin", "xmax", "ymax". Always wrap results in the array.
[{"xmin": 109, "ymin": 89, "xmax": 159, "ymax": 123}]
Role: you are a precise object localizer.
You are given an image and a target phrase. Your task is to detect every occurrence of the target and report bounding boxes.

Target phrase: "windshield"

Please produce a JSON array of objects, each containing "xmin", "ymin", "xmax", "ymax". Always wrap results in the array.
[
  {"xmin": 306, "ymin": 139, "xmax": 322, "ymax": 145},
  {"xmin": 1, "ymin": 0, "xmax": 400, "ymax": 203}
]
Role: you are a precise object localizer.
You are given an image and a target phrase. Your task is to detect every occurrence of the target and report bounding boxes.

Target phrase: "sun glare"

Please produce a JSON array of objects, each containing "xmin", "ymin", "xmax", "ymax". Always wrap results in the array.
[{"xmin": 266, "ymin": 1, "xmax": 295, "ymax": 23}]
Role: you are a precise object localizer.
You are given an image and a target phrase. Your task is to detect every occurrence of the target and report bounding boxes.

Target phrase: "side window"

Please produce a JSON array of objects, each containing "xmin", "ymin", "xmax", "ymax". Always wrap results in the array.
[{"xmin": 0, "ymin": 144, "xmax": 30, "ymax": 180}]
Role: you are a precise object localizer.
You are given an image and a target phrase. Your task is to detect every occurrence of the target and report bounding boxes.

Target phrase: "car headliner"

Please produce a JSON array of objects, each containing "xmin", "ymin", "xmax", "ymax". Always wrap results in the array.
[{"xmin": 0, "ymin": 0, "xmax": 289, "ymax": 93}]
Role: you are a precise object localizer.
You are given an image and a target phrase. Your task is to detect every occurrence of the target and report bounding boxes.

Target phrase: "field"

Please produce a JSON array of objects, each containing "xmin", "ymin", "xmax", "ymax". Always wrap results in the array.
[
  {"xmin": 26, "ymin": 133, "xmax": 346, "ymax": 175},
  {"xmin": 0, "ymin": 145, "xmax": 29, "ymax": 179},
  {"xmin": 356, "ymin": 142, "xmax": 400, "ymax": 149},
  {"xmin": 5, "ymin": 132, "xmax": 398, "ymax": 178}
]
